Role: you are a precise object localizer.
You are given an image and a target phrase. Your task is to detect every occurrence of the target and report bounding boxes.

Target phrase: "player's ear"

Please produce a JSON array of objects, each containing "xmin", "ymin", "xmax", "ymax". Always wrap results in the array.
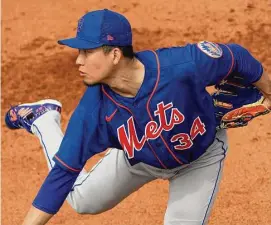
[{"xmin": 111, "ymin": 48, "xmax": 122, "ymax": 65}]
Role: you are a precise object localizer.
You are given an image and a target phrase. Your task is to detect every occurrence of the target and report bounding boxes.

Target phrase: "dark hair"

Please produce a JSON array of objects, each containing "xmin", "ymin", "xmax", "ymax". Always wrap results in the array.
[{"xmin": 102, "ymin": 45, "xmax": 135, "ymax": 59}]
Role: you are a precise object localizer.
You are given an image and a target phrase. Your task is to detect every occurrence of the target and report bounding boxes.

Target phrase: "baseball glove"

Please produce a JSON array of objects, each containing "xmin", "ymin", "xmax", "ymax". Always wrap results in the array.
[{"xmin": 212, "ymin": 73, "xmax": 270, "ymax": 129}]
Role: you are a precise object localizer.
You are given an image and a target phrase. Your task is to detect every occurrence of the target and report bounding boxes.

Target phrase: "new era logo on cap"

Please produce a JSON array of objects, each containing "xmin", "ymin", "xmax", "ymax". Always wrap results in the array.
[{"xmin": 107, "ymin": 35, "xmax": 114, "ymax": 41}]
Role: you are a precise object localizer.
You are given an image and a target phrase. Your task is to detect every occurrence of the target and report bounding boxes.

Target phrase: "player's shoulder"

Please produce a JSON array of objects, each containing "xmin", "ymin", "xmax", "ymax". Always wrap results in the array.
[
  {"xmin": 155, "ymin": 44, "xmax": 194, "ymax": 67},
  {"xmin": 136, "ymin": 45, "xmax": 194, "ymax": 69},
  {"xmin": 141, "ymin": 41, "xmax": 225, "ymax": 68},
  {"xmin": 154, "ymin": 40, "xmax": 227, "ymax": 65}
]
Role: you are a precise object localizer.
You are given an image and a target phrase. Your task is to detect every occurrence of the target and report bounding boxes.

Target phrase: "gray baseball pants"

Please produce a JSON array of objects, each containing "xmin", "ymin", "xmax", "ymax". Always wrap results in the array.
[{"xmin": 32, "ymin": 110, "xmax": 228, "ymax": 225}]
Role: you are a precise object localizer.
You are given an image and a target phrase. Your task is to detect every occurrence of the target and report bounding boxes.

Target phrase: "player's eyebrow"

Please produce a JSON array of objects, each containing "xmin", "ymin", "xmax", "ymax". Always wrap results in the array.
[{"xmin": 86, "ymin": 49, "xmax": 94, "ymax": 54}]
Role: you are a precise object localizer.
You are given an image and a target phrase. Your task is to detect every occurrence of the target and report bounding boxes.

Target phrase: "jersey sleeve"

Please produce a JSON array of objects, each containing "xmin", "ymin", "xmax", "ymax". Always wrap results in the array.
[
  {"xmin": 188, "ymin": 41, "xmax": 263, "ymax": 87},
  {"xmin": 53, "ymin": 85, "xmax": 110, "ymax": 173},
  {"xmin": 225, "ymin": 43, "xmax": 263, "ymax": 83},
  {"xmin": 32, "ymin": 164, "xmax": 79, "ymax": 214}
]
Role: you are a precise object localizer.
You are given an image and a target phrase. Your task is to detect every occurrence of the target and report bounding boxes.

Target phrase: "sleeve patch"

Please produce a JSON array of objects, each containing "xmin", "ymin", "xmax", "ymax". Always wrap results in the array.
[{"xmin": 197, "ymin": 41, "xmax": 223, "ymax": 58}]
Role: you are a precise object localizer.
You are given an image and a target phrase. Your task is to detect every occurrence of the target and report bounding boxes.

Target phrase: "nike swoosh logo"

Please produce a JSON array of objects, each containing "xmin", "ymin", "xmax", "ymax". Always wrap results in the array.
[{"xmin": 105, "ymin": 109, "xmax": 118, "ymax": 122}]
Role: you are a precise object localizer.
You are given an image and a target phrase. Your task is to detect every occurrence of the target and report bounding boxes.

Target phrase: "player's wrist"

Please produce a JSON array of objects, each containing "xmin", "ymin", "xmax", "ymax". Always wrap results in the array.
[
  {"xmin": 263, "ymin": 97, "xmax": 271, "ymax": 110},
  {"xmin": 22, "ymin": 205, "xmax": 54, "ymax": 225}
]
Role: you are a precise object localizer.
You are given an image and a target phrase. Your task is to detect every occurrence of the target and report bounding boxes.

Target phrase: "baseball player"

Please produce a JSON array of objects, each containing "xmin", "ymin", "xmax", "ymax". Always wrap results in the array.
[{"xmin": 5, "ymin": 9, "xmax": 271, "ymax": 225}]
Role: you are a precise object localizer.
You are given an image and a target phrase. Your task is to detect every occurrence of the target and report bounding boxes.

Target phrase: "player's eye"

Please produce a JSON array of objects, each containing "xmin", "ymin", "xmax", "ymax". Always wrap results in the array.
[{"xmin": 86, "ymin": 49, "xmax": 93, "ymax": 54}]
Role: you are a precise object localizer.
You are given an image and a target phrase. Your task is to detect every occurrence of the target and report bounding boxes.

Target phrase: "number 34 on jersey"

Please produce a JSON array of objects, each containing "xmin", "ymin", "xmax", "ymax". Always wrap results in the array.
[{"xmin": 117, "ymin": 101, "xmax": 207, "ymax": 159}]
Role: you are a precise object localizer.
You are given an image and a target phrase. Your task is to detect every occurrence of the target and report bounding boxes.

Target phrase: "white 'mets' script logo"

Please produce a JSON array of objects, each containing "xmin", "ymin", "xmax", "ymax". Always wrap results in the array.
[{"xmin": 117, "ymin": 102, "xmax": 207, "ymax": 159}]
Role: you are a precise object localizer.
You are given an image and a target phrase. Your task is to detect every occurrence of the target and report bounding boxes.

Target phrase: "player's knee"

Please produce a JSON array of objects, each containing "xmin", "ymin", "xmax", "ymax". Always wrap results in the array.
[
  {"xmin": 75, "ymin": 206, "xmax": 107, "ymax": 215},
  {"xmin": 69, "ymin": 200, "xmax": 110, "ymax": 215}
]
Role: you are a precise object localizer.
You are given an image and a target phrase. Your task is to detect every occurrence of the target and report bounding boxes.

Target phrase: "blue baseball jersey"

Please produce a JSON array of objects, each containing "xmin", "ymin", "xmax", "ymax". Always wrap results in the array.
[
  {"xmin": 33, "ymin": 41, "xmax": 263, "ymax": 214},
  {"xmin": 53, "ymin": 41, "xmax": 263, "ymax": 171}
]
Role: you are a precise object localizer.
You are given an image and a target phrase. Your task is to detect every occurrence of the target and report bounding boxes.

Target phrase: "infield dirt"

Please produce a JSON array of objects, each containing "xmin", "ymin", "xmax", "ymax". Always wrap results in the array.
[{"xmin": 2, "ymin": 0, "xmax": 271, "ymax": 224}]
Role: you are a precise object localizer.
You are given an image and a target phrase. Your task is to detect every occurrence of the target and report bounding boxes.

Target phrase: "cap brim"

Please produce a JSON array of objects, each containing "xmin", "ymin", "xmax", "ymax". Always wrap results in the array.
[{"xmin": 57, "ymin": 37, "xmax": 102, "ymax": 49}]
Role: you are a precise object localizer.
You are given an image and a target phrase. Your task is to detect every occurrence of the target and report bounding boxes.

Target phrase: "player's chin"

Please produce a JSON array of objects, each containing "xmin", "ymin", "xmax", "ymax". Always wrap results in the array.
[{"xmin": 83, "ymin": 78, "xmax": 99, "ymax": 86}]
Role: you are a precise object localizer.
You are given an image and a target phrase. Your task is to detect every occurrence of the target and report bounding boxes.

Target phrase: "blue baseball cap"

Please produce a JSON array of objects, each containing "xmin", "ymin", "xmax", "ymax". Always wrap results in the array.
[{"xmin": 58, "ymin": 9, "xmax": 132, "ymax": 49}]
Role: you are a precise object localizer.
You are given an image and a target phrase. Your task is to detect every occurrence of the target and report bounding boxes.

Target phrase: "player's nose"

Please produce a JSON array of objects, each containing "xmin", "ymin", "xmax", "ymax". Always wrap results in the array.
[{"xmin": 76, "ymin": 52, "xmax": 85, "ymax": 65}]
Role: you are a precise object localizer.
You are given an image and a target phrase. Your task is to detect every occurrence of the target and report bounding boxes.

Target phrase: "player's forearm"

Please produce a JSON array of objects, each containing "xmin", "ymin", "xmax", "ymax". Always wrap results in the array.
[
  {"xmin": 22, "ymin": 206, "xmax": 53, "ymax": 225},
  {"xmin": 253, "ymin": 70, "xmax": 271, "ymax": 97}
]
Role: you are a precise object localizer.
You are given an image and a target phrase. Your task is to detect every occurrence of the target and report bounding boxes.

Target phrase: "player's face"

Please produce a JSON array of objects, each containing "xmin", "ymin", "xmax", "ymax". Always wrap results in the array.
[{"xmin": 76, "ymin": 48, "xmax": 115, "ymax": 86}]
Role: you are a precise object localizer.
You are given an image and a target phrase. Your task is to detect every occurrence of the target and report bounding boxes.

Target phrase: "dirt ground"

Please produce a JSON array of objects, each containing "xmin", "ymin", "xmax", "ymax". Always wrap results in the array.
[{"xmin": 1, "ymin": 0, "xmax": 271, "ymax": 224}]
